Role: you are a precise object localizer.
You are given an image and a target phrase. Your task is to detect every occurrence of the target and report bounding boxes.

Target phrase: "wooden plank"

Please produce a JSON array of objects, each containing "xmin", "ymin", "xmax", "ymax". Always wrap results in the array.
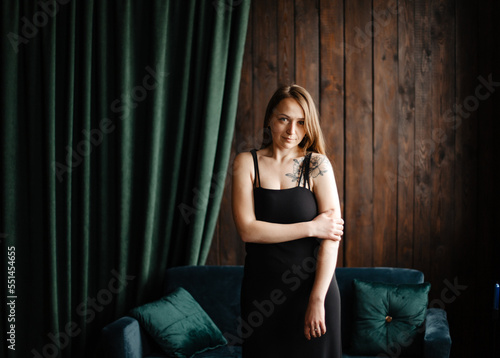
[
  {"xmin": 252, "ymin": 0, "xmax": 278, "ymax": 142},
  {"xmin": 319, "ymin": 0, "xmax": 345, "ymax": 267},
  {"xmin": 372, "ymin": 0, "xmax": 399, "ymax": 267},
  {"xmin": 295, "ymin": 0, "xmax": 320, "ymax": 104},
  {"xmin": 429, "ymin": 0, "xmax": 455, "ymax": 293},
  {"xmin": 235, "ymin": 3, "xmax": 259, "ymax": 155},
  {"xmin": 396, "ymin": 0, "xmax": 415, "ymax": 268},
  {"xmin": 233, "ymin": 4, "xmax": 255, "ymax": 156},
  {"xmin": 412, "ymin": 0, "xmax": 432, "ymax": 277},
  {"xmin": 344, "ymin": 0, "xmax": 374, "ymax": 267},
  {"xmin": 277, "ymin": 0, "xmax": 295, "ymax": 86}
]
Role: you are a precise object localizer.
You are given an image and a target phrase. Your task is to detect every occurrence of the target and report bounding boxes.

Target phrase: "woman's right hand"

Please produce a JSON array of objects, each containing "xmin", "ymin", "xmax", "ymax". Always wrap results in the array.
[{"xmin": 311, "ymin": 210, "xmax": 344, "ymax": 241}]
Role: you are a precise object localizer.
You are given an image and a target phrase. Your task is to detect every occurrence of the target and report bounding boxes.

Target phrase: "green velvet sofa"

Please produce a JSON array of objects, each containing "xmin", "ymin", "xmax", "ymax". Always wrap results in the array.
[{"xmin": 101, "ymin": 265, "xmax": 451, "ymax": 358}]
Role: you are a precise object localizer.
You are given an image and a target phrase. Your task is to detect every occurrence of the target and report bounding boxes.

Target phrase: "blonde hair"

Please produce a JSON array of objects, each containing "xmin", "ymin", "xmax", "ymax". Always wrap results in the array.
[{"xmin": 261, "ymin": 84, "xmax": 326, "ymax": 155}]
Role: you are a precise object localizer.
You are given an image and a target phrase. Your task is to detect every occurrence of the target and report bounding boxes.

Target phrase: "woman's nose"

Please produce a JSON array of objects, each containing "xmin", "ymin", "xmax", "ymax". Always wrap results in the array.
[{"xmin": 287, "ymin": 122, "xmax": 296, "ymax": 134}]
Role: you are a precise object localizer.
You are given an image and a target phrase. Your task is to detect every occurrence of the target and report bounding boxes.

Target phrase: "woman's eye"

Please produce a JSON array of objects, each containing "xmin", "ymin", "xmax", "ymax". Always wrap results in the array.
[
  {"xmin": 280, "ymin": 117, "xmax": 288, "ymax": 122},
  {"xmin": 298, "ymin": 121, "xmax": 305, "ymax": 125}
]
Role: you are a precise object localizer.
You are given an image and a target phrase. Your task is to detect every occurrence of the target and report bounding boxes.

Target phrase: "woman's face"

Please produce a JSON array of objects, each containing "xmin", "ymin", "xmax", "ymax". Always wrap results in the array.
[{"xmin": 269, "ymin": 98, "xmax": 306, "ymax": 150}]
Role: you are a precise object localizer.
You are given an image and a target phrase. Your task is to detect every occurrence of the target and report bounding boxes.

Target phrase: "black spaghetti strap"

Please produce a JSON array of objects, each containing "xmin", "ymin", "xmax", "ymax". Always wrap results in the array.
[
  {"xmin": 297, "ymin": 152, "xmax": 312, "ymax": 189},
  {"xmin": 303, "ymin": 152, "xmax": 312, "ymax": 189},
  {"xmin": 250, "ymin": 149, "xmax": 261, "ymax": 188},
  {"xmin": 297, "ymin": 161, "xmax": 304, "ymax": 187}
]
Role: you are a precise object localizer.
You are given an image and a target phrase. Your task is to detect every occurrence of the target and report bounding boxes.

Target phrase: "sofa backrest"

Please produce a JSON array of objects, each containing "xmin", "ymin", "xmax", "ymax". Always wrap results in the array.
[{"xmin": 163, "ymin": 265, "xmax": 424, "ymax": 349}]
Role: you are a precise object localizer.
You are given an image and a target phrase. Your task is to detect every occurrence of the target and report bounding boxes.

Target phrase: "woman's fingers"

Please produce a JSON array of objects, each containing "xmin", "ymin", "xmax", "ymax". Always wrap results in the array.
[
  {"xmin": 306, "ymin": 322, "xmax": 327, "ymax": 340},
  {"xmin": 304, "ymin": 305, "xmax": 327, "ymax": 340},
  {"xmin": 313, "ymin": 213, "xmax": 345, "ymax": 240},
  {"xmin": 333, "ymin": 218, "xmax": 344, "ymax": 240}
]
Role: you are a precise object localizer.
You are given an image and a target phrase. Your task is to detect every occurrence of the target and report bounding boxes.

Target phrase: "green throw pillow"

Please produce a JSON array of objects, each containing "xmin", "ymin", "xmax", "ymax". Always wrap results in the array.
[
  {"xmin": 350, "ymin": 279, "xmax": 431, "ymax": 357},
  {"xmin": 129, "ymin": 287, "xmax": 227, "ymax": 358}
]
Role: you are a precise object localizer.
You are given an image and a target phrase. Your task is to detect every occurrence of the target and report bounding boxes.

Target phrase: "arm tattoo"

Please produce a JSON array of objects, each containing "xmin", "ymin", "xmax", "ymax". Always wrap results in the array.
[
  {"xmin": 309, "ymin": 154, "xmax": 328, "ymax": 178},
  {"xmin": 285, "ymin": 154, "xmax": 329, "ymax": 185}
]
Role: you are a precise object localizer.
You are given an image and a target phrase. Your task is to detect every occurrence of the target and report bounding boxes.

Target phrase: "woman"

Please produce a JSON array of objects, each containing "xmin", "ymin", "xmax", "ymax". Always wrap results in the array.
[{"xmin": 232, "ymin": 84, "xmax": 344, "ymax": 357}]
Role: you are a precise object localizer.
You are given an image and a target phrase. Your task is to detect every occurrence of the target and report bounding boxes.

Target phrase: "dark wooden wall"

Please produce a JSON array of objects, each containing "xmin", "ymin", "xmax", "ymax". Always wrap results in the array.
[{"xmin": 207, "ymin": 0, "xmax": 500, "ymax": 356}]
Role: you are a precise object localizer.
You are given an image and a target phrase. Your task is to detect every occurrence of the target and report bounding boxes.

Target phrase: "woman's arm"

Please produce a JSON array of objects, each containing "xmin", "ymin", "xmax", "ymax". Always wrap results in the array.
[
  {"xmin": 304, "ymin": 154, "xmax": 343, "ymax": 340},
  {"xmin": 231, "ymin": 152, "xmax": 342, "ymax": 244}
]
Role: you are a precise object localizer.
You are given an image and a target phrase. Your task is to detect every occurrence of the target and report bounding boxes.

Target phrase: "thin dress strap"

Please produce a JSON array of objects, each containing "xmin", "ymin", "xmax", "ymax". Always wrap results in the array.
[
  {"xmin": 301, "ymin": 152, "xmax": 312, "ymax": 189},
  {"xmin": 250, "ymin": 149, "xmax": 261, "ymax": 188}
]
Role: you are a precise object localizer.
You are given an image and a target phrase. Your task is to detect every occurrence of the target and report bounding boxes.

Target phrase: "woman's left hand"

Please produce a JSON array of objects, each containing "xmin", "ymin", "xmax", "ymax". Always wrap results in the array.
[{"xmin": 304, "ymin": 298, "xmax": 326, "ymax": 340}]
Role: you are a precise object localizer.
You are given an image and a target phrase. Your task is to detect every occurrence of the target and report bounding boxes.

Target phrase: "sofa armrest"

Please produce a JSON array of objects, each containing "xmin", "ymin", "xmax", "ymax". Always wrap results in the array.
[
  {"xmin": 101, "ymin": 316, "xmax": 143, "ymax": 358},
  {"xmin": 423, "ymin": 308, "xmax": 452, "ymax": 358}
]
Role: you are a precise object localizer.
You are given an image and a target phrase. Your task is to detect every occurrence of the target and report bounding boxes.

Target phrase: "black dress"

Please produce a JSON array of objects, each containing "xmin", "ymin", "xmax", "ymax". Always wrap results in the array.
[{"xmin": 240, "ymin": 149, "xmax": 342, "ymax": 358}]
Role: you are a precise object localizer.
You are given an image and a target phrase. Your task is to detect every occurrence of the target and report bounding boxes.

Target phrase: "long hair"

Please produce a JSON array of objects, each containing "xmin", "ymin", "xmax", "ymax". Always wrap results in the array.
[{"xmin": 261, "ymin": 84, "xmax": 326, "ymax": 155}]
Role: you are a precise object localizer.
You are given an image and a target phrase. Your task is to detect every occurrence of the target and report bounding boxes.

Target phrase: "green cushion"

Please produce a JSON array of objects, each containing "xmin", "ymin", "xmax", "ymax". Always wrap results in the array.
[
  {"xmin": 350, "ymin": 279, "xmax": 431, "ymax": 357},
  {"xmin": 129, "ymin": 287, "xmax": 227, "ymax": 358}
]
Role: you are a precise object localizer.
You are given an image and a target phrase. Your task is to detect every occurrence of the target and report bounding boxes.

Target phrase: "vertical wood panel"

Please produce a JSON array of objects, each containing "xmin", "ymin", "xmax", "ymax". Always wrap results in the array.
[
  {"xmin": 252, "ymin": 0, "xmax": 278, "ymax": 140},
  {"xmin": 295, "ymin": 0, "xmax": 320, "ymax": 104},
  {"xmin": 234, "ymin": 5, "xmax": 257, "ymax": 156},
  {"xmin": 373, "ymin": 0, "xmax": 399, "ymax": 267},
  {"xmin": 236, "ymin": 5, "xmax": 256, "ymax": 152},
  {"xmin": 319, "ymin": 0, "xmax": 345, "ymax": 267},
  {"xmin": 277, "ymin": 0, "xmax": 295, "ymax": 85},
  {"xmin": 344, "ymin": 0, "xmax": 374, "ymax": 267},
  {"xmin": 396, "ymin": 0, "xmax": 416, "ymax": 267},
  {"xmin": 413, "ymin": 0, "xmax": 432, "ymax": 276}
]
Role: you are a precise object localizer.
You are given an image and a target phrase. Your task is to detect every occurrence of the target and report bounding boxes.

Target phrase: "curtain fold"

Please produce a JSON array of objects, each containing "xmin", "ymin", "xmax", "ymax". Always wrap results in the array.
[{"xmin": 0, "ymin": 1, "xmax": 250, "ymax": 357}]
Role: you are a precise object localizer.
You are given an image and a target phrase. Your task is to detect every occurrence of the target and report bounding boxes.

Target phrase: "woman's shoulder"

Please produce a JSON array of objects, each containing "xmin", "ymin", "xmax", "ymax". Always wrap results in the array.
[
  {"xmin": 233, "ymin": 150, "xmax": 256, "ymax": 170},
  {"xmin": 307, "ymin": 152, "xmax": 333, "ymax": 178},
  {"xmin": 307, "ymin": 152, "xmax": 330, "ymax": 165},
  {"xmin": 235, "ymin": 148, "xmax": 269, "ymax": 160},
  {"xmin": 235, "ymin": 149, "xmax": 257, "ymax": 160}
]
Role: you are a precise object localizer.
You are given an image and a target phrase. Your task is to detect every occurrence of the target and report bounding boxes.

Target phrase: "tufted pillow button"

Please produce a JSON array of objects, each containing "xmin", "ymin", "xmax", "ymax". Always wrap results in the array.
[{"xmin": 385, "ymin": 315, "xmax": 392, "ymax": 323}]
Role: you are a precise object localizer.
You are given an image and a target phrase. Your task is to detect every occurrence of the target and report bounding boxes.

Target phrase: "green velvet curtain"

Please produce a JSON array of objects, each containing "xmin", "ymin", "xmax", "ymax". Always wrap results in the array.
[{"xmin": 0, "ymin": 1, "xmax": 250, "ymax": 357}]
